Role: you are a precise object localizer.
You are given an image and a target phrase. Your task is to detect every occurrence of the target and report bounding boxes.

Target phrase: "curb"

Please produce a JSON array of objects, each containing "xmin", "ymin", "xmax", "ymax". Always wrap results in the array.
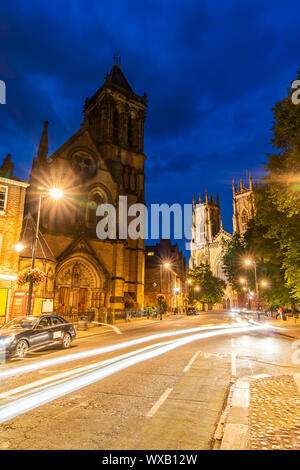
[{"xmin": 218, "ymin": 377, "xmax": 251, "ymax": 450}]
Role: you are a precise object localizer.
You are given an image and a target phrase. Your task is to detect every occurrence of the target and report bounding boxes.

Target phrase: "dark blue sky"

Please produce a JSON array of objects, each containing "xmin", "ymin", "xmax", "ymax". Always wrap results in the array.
[{"xmin": 0, "ymin": 0, "xmax": 299, "ymax": 257}]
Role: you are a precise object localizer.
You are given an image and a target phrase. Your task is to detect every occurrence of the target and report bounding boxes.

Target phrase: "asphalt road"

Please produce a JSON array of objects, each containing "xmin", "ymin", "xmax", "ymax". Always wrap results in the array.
[{"xmin": 0, "ymin": 312, "xmax": 299, "ymax": 450}]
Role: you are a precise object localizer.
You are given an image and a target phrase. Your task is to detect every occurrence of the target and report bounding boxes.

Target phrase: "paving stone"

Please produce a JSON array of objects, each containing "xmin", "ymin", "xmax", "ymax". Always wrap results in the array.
[{"xmin": 248, "ymin": 375, "xmax": 300, "ymax": 450}]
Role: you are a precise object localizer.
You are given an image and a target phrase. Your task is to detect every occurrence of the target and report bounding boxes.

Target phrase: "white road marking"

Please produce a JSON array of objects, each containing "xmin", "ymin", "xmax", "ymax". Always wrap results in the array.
[
  {"xmin": 183, "ymin": 350, "xmax": 200, "ymax": 373},
  {"xmin": 146, "ymin": 388, "xmax": 173, "ymax": 417}
]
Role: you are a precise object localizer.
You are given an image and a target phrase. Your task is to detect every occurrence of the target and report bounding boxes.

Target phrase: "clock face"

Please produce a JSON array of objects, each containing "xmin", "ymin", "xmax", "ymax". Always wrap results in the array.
[{"xmin": 71, "ymin": 151, "xmax": 97, "ymax": 179}]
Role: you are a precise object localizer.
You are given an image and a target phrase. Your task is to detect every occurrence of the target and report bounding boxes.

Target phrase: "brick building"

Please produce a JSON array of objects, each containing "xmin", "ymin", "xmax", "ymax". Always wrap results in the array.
[
  {"xmin": 0, "ymin": 155, "xmax": 29, "ymax": 322},
  {"xmin": 144, "ymin": 240, "xmax": 187, "ymax": 312}
]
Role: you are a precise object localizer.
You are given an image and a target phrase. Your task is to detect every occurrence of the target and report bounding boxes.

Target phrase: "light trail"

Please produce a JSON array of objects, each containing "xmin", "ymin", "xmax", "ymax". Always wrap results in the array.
[
  {"xmin": 0, "ymin": 324, "xmax": 264, "ymax": 424},
  {"xmin": 0, "ymin": 322, "xmax": 249, "ymax": 380}
]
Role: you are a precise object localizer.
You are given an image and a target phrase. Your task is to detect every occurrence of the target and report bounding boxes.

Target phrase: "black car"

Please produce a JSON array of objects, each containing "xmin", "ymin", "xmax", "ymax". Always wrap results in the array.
[
  {"xmin": 187, "ymin": 307, "xmax": 199, "ymax": 316},
  {"xmin": 0, "ymin": 315, "xmax": 76, "ymax": 359}
]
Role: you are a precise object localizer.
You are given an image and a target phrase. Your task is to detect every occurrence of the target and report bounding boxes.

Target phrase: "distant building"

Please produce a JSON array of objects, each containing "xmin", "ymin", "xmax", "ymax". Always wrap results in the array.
[
  {"xmin": 144, "ymin": 239, "xmax": 187, "ymax": 312},
  {"xmin": 0, "ymin": 155, "xmax": 29, "ymax": 322}
]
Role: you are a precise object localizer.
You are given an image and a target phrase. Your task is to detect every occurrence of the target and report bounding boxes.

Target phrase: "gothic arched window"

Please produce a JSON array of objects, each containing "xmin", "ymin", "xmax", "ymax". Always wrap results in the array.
[
  {"xmin": 87, "ymin": 192, "xmax": 105, "ymax": 227},
  {"xmin": 128, "ymin": 115, "xmax": 133, "ymax": 148},
  {"xmin": 113, "ymin": 110, "xmax": 119, "ymax": 144},
  {"xmin": 241, "ymin": 209, "xmax": 248, "ymax": 231}
]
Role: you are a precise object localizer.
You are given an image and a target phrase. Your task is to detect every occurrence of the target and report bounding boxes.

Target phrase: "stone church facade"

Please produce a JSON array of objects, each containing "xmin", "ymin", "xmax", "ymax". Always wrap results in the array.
[
  {"xmin": 190, "ymin": 175, "xmax": 256, "ymax": 309},
  {"xmin": 189, "ymin": 190, "xmax": 232, "ymax": 308},
  {"xmin": 26, "ymin": 62, "xmax": 147, "ymax": 318}
]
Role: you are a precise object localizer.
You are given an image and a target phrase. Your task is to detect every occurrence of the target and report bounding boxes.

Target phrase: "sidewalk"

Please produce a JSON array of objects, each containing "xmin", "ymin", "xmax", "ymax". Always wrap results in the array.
[
  {"xmin": 75, "ymin": 314, "xmax": 179, "ymax": 340},
  {"xmin": 267, "ymin": 317, "xmax": 300, "ymax": 340},
  {"xmin": 219, "ymin": 373, "xmax": 300, "ymax": 450},
  {"xmin": 241, "ymin": 311, "xmax": 300, "ymax": 340}
]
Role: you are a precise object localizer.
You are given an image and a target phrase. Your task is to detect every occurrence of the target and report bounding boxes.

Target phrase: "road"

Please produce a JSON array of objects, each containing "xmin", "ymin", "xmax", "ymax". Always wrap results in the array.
[{"xmin": 0, "ymin": 312, "xmax": 299, "ymax": 450}]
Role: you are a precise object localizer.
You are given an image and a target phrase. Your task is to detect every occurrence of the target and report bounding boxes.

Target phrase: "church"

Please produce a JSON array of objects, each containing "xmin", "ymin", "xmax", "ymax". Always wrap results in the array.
[
  {"xmin": 189, "ymin": 175, "xmax": 256, "ymax": 309},
  {"xmin": 25, "ymin": 60, "xmax": 147, "ymax": 319}
]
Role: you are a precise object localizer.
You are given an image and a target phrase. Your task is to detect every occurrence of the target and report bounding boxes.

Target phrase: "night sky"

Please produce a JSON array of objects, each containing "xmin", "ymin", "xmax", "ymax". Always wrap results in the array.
[{"xmin": 0, "ymin": 1, "xmax": 299, "ymax": 258}]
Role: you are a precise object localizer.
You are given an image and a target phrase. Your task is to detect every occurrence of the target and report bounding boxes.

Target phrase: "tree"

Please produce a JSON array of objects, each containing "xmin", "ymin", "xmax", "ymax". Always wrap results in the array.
[
  {"xmin": 188, "ymin": 264, "xmax": 226, "ymax": 306},
  {"xmin": 223, "ymin": 76, "xmax": 300, "ymax": 308},
  {"xmin": 251, "ymin": 75, "xmax": 300, "ymax": 301},
  {"xmin": 222, "ymin": 234, "xmax": 246, "ymax": 292}
]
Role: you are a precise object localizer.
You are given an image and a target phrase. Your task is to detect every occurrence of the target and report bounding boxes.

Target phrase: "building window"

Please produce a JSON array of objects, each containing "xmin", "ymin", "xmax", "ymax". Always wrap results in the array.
[
  {"xmin": 147, "ymin": 252, "xmax": 154, "ymax": 256},
  {"xmin": 113, "ymin": 110, "xmax": 119, "ymax": 144},
  {"xmin": 241, "ymin": 210, "xmax": 248, "ymax": 231},
  {"xmin": 128, "ymin": 115, "xmax": 133, "ymax": 148},
  {"xmin": 0, "ymin": 186, "xmax": 8, "ymax": 213},
  {"xmin": 87, "ymin": 191, "xmax": 105, "ymax": 227}
]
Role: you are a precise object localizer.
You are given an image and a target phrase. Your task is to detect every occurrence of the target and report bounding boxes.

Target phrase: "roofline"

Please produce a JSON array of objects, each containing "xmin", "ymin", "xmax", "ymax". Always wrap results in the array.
[{"xmin": 0, "ymin": 176, "xmax": 29, "ymax": 188}]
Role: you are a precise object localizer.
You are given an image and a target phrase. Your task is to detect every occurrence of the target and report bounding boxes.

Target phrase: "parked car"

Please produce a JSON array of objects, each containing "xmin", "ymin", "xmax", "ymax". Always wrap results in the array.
[
  {"xmin": 0, "ymin": 315, "xmax": 76, "ymax": 359},
  {"xmin": 187, "ymin": 307, "xmax": 199, "ymax": 315}
]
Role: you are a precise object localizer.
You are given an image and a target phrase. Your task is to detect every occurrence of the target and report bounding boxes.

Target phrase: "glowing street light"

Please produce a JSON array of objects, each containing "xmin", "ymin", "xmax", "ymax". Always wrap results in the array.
[
  {"xmin": 261, "ymin": 280, "xmax": 268, "ymax": 287},
  {"xmin": 25, "ymin": 188, "xmax": 64, "ymax": 316},
  {"xmin": 14, "ymin": 243, "xmax": 25, "ymax": 253},
  {"xmin": 244, "ymin": 258, "xmax": 259, "ymax": 317},
  {"xmin": 49, "ymin": 188, "xmax": 63, "ymax": 200}
]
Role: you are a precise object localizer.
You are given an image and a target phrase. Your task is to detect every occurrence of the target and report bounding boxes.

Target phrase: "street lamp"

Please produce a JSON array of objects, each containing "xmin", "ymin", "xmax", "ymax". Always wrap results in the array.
[
  {"xmin": 14, "ymin": 242, "xmax": 25, "ymax": 253},
  {"xmin": 24, "ymin": 188, "xmax": 63, "ymax": 316},
  {"xmin": 244, "ymin": 258, "xmax": 259, "ymax": 317}
]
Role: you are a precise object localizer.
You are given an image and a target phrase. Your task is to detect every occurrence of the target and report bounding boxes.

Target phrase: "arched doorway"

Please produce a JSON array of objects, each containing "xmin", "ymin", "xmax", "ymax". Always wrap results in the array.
[{"xmin": 55, "ymin": 256, "xmax": 105, "ymax": 314}]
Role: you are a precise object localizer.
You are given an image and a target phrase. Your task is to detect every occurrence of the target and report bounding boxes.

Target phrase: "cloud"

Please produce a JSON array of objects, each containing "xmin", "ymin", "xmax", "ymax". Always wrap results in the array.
[{"xmin": 0, "ymin": 0, "xmax": 298, "ymax": 251}]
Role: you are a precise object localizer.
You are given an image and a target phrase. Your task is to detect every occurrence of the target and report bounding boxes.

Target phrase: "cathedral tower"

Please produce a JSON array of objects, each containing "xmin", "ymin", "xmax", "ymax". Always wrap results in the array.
[
  {"xmin": 232, "ymin": 173, "xmax": 256, "ymax": 235},
  {"xmin": 190, "ymin": 190, "xmax": 222, "ymax": 267}
]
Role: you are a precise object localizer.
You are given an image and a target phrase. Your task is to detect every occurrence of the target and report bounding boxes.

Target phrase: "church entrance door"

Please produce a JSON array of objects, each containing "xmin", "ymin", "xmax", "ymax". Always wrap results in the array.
[
  {"xmin": 78, "ymin": 287, "xmax": 88, "ymax": 312},
  {"xmin": 58, "ymin": 287, "xmax": 70, "ymax": 314}
]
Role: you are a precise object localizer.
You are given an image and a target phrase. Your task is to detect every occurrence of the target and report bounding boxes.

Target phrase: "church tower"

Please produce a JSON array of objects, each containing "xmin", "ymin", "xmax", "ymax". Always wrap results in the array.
[
  {"xmin": 232, "ymin": 173, "xmax": 256, "ymax": 235},
  {"xmin": 26, "ymin": 58, "xmax": 147, "ymax": 315},
  {"xmin": 190, "ymin": 190, "xmax": 222, "ymax": 267}
]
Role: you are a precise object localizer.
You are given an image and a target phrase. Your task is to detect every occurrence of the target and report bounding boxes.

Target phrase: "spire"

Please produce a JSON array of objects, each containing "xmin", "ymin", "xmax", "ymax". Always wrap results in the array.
[
  {"xmin": 211, "ymin": 192, "xmax": 214, "ymax": 204},
  {"xmin": 205, "ymin": 188, "xmax": 209, "ymax": 203},
  {"xmin": 240, "ymin": 177, "xmax": 244, "ymax": 191},
  {"xmin": 0, "ymin": 154, "xmax": 14, "ymax": 178},
  {"xmin": 108, "ymin": 59, "xmax": 133, "ymax": 92},
  {"xmin": 37, "ymin": 121, "xmax": 49, "ymax": 162},
  {"xmin": 249, "ymin": 172, "xmax": 254, "ymax": 191},
  {"xmin": 232, "ymin": 179, "xmax": 236, "ymax": 195},
  {"xmin": 199, "ymin": 192, "xmax": 202, "ymax": 204},
  {"xmin": 217, "ymin": 192, "xmax": 220, "ymax": 207},
  {"xmin": 193, "ymin": 193, "xmax": 196, "ymax": 207}
]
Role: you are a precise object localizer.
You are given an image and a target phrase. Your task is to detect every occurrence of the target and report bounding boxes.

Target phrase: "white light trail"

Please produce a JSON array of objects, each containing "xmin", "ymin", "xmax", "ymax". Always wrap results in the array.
[
  {"xmin": 0, "ymin": 324, "xmax": 263, "ymax": 424},
  {"xmin": 0, "ymin": 322, "xmax": 249, "ymax": 380}
]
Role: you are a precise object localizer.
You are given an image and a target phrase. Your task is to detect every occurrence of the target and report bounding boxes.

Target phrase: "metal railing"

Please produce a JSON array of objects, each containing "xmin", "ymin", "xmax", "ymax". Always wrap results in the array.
[
  {"xmin": 114, "ymin": 309, "xmax": 149, "ymax": 321},
  {"xmin": 58, "ymin": 311, "xmax": 95, "ymax": 324}
]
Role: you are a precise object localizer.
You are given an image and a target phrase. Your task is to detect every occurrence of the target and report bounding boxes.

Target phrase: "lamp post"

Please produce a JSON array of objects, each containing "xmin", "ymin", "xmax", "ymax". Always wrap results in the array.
[
  {"xmin": 245, "ymin": 259, "xmax": 259, "ymax": 318},
  {"xmin": 17, "ymin": 188, "xmax": 63, "ymax": 316}
]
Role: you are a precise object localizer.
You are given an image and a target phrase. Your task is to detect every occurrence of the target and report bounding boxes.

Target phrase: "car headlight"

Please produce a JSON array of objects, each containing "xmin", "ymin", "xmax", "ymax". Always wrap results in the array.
[{"xmin": 0, "ymin": 335, "xmax": 15, "ymax": 346}]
